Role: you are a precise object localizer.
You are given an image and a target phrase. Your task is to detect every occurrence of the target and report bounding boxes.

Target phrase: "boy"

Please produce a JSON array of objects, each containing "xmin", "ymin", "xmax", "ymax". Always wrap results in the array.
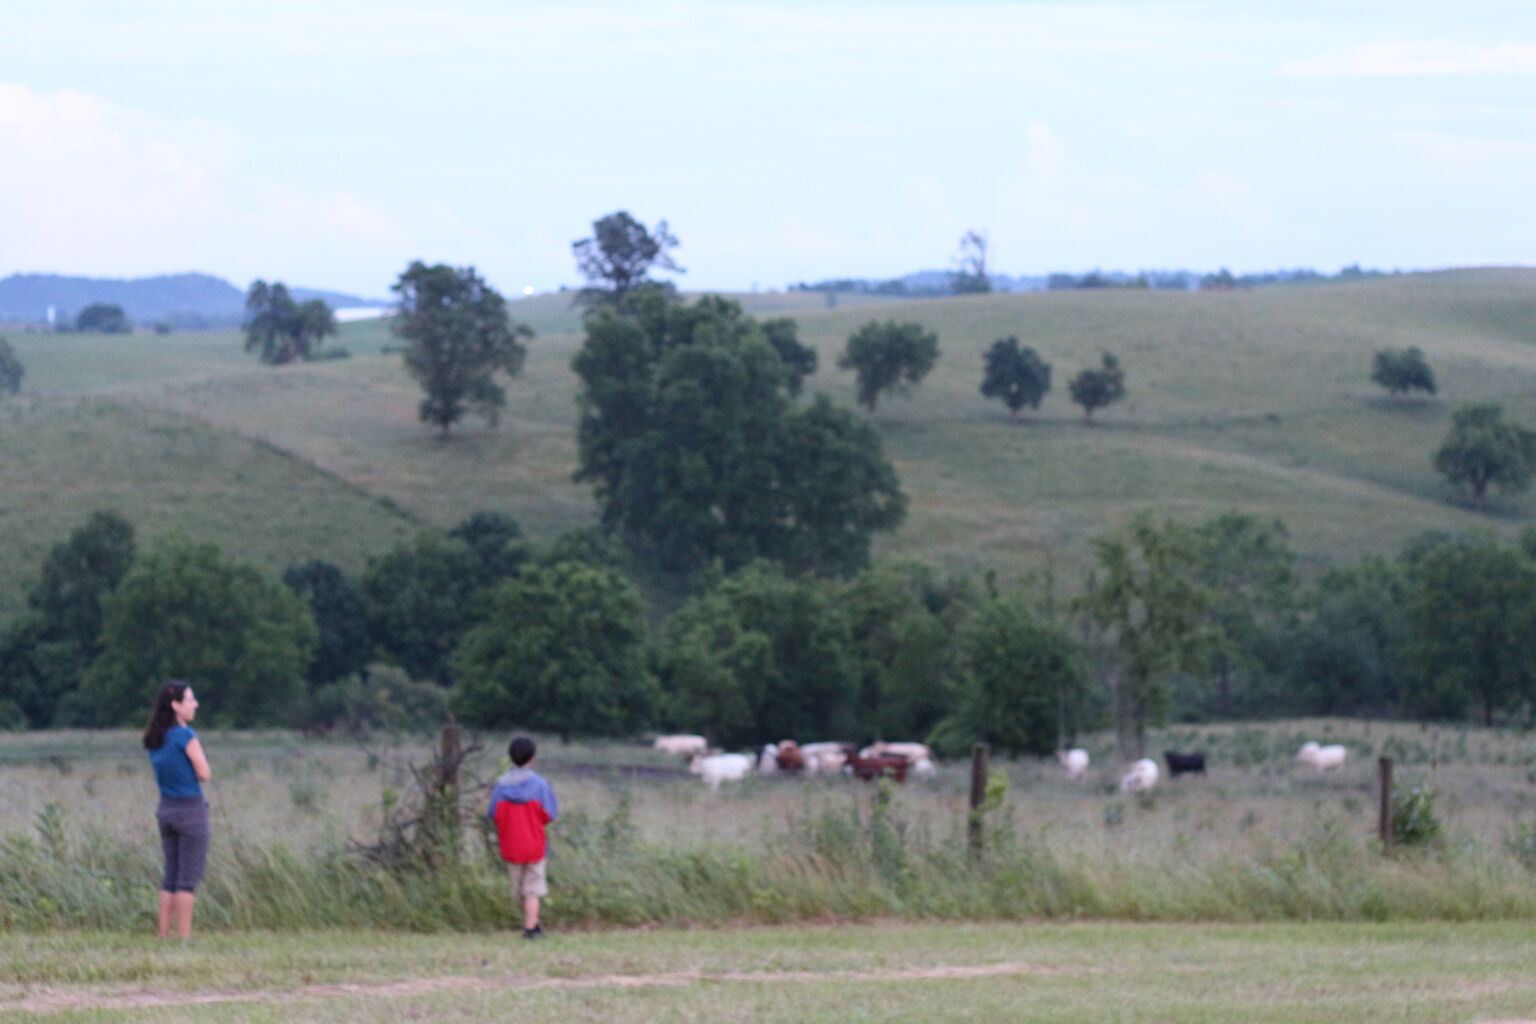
[{"xmin": 487, "ymin": 735, "xmax": 559, "ymax": 938}]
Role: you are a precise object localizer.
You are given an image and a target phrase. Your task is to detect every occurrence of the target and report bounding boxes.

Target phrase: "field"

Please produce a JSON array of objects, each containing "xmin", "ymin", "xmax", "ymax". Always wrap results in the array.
[
  {"xmin": 5, "ymin": 270, "xmax": 1536, "ymax": 616},
  {"xmin": 5, "ymin": 721, "xmax": 1536, "ymax": 1019}
]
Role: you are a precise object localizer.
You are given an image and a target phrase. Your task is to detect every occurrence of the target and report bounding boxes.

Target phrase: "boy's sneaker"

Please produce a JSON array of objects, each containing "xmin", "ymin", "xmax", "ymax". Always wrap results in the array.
[{"xmin": 522, "ymin": 925, "xmax": 544, "ymax": 940}]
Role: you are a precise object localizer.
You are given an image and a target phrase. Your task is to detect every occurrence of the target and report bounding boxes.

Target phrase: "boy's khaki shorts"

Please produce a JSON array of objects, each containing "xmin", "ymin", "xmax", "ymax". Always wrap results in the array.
[{"xmin": 507, "ymin": 859, "xmax": 548, "ymax": 899}]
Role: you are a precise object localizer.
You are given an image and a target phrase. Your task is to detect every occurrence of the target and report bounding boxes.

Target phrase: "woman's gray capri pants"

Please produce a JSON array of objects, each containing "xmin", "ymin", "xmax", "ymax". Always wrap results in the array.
[{"xmin": 157, "ymin": 796, "xmax": 210, "ymax": 893}]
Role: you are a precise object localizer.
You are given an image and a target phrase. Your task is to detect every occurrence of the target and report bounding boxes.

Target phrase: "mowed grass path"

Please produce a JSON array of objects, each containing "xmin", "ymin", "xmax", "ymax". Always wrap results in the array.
[
  {"xmin": 3, "ymin": 922, "xmax": 1534, "ymax": 1022},
  {"xmin": 6, "ymin": 269, "xmax": 1536, "ymax": 610}
]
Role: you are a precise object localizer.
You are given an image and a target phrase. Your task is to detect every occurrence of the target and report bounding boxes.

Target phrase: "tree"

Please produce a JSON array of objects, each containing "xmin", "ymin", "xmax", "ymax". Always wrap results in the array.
[
  {"xmin": 1075, "ymin": 513, "xmax": 1216, "ymax": 758},
  {"xmin": 447, "ymin": 510, "xmax": 531, "ymax": 584},
  {"xmin": 653, "ymin": 563, "xmax": 858, "ymax": 747},
  {"xmin": 1433, "ymin": 403, "xmax": 1536, "ymax": 510},
  {"xmin": 573, "ymin": 292, "xmax": 905, "ymax": 577},
  {"xmin": 243, "ymin": 282, "xmax": 336, "ymax": 364},
  {"xmin": 979, "ymin": 336, "xmax": 1051, "ymax": 420},
  {"xmin": 82, "ymin": 540, "xmax": 316, "ymax": 727},
  {"xmin": 572, "ymin": 210, "xmax": 683, "ymax": 312},
  {"xmin": 451, "ymin": 561, "xmax": 656, "ymax": 739},
  {"xmin": 0, "ymin": 336, "xmax": 22, "ymax": 396},
  {"xmin": 1191, "ymin": 511, "xmax": 1298, "ymax": 717},
  {"xmin": 360, "ymin": 532, "xmax": 489, "ymax": 686},
  {"xmin": 0, "ymin": 511, "xmax": 138, "ymax": 726},
  {"xmin": 950, "ymin": 230, "xmax": 992, "ymax": 295},
  {"xmin": 1068, "ymin": 352, "xmax": 1126, "ymax": 420},
  {"xmin": 760, "ymin": 317, "xmax": 817, "ymax": 396},
  {"xmin": 1285, "ymin": 557, "xmax": 1408, "ymax": 716},
  {"xmin": 838, "ymin": 319, "xmax": 940, "ymax": 411},
  {"xmin": 1371, "ymin": 346, "xmax": 1436, "ymax": 398},
  {"xmin": 930, "ymin": 591, "xmax": 1088, "ymax": 756},
  {"xmin": 1402, "ymin": 537, "xmax": 1536, "ymax": 725},
  {"xmin": 282, "ymin": 561, "xmax": 371, "ymax": 686},
  {"xmin": 390, "ymin": 262, "xmax": 532, "ymax": 436},
  {"xmin": 75, "ymin": 303, "xmax": 131, "ymax": 333}
]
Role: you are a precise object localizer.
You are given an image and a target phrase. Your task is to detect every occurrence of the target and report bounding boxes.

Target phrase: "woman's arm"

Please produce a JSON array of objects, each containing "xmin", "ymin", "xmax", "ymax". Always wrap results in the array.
[{"xmin": 185, "ymin": 737, "xmax": 212, "ymax": 782}]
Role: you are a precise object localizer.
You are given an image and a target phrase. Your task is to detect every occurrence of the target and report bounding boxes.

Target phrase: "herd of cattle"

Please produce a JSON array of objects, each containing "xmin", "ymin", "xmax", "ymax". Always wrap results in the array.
[{"xmin": 653, "ymin": 735, "xmax": 1349, "ymax": 792}]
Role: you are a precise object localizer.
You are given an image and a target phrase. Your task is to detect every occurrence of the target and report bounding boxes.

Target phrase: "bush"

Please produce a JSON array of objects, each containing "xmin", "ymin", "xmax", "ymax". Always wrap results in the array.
[
  {"xmin": 1391, "ymin": 784, "xmax": 1443, "ymax": 848},
  {"xmin": 302, "ymin": 667, "xmax": 448, "ymax": 736}
]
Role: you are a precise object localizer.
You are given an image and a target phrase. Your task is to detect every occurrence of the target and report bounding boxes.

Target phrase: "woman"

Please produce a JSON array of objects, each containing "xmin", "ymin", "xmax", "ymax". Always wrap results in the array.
[{"xmin": 143, "ymin": 681, "xmax": 212, "ymax": 940}]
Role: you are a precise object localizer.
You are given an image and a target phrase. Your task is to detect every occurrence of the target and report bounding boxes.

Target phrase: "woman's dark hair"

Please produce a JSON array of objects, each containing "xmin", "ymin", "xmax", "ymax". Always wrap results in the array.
[{"xmin": 142, "ymin": 681, "xmax": 190, "ymax": 750}]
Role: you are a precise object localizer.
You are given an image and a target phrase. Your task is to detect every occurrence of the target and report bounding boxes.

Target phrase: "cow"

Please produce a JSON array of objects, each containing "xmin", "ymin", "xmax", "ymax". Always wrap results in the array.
[
  {"xmin": 1058, "ymin": 748, "xmax": 1089, "ymax": 781},
  {"xmin": 1163, "ymin": 750, "xmax": 1206, "ymax": 777},
  {"xmin": 1296, "ymin": 741, "xmax": 1346, "ymax": 771},
  {"xmin": 653, "ymin": 734, "xmax": 708, "ymax": 758},
  {"xmin": 689, "ymin": 752, "xmax": 753, "ymax": 791},
  {"xmin": 1119, "ymin": 758, "xmax": 1160, "ymax": 794}
]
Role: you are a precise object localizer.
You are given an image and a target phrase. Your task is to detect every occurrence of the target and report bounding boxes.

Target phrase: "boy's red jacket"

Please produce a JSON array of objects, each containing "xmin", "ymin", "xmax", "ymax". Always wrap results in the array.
[{"xmin": 487, "ymin": 767, "xmax": 559, "ymax": 864}]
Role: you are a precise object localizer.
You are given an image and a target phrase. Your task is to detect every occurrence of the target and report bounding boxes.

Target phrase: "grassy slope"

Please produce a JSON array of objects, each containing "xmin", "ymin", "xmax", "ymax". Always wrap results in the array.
[{"xmin": 3, "ymin": 270, "xmax": 1534, "ymax": 614}]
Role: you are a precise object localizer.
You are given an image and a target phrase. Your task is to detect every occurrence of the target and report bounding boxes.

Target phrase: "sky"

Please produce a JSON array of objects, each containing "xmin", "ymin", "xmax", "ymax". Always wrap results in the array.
[{"xmin": 3, "ymin": 1, "xmax": 1535, "ymax": 298}]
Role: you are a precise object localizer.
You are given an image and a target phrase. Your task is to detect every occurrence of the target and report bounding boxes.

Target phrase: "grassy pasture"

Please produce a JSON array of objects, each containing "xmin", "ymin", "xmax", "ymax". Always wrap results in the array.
[{"xmin": 4, "ymin": 270, "xmax": 1536, "ymax": 613}]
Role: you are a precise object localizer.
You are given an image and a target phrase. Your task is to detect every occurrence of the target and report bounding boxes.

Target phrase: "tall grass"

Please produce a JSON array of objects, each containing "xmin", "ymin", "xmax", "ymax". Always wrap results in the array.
[{"xmin": 5, "ymin": 722, "xmax": 1536, "ymax": 933}]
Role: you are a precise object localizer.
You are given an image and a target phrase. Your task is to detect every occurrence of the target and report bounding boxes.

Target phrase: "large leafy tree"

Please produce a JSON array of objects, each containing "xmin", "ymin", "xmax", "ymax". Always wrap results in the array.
[
  {"xmin": 82, "ymin": 540, "xmax": 316, "ymax": 726},
  {"xmin": 572, "ymin": 210, "xmax": 683, "ymax": 312},
  {"xmin": 0, "ymin": 511, "xmax": 137, "ymax": 726},
  {"xmin": 979, "ymin": 336, "xmax": 1051, "ymax": 420},
  {"xmin": 0, "ymin": 336, "xmax": 23, "ymax": 396},
  {"xmin": 75, "ymin": 303, "xmax": 131, "ymax": 334},
  {"xmin": 360, "ymin": 533, "xmax": 490, "ymax": 686},
  {"xmin": 838, "ymin": 319, "xmax": 940, "ymax": 411},
  {"xmin": 1433, "ymin": 403, "xmax": 1536, "ymax": 510},
  {"xmin": 1285, "ymin": 557, "xmax": 1408, "ymax": 716},
  {"xmin": 1068, "ymin": 352, "xmax": 1126, "ymax": 420},
  {"xmin": 1075, "ymin": 513, "xmax": 1216, "ymax": 758},
  {"xmin": 452, "ymin": 561, "xmax": 656, "ymax": 739},
  {"xmin": 931, "ymin": 591, "xmax": 1088, "ymax": 757},
  {"xmin": 282, "ymin": 560, "xmax": 371, "ymax": 687},
  {"xmin": 390, "ymin": 262, "xmax": 532, "ymax": 436},
  {"xmin": 1402, "ymin": 536, "xmax": 1536, "ymax": 725},
  {"xmin": 1371, "ymin": 346, "xmax": 1436, "ymax": 398},
  {"xmin": 1191, "ymin": 511, "xmax": 1299, "ymax": 717},
  {"xmin": 573, "ymin": 292, "xmax": 905, "ymax": 577},
  {"xmin": 653, "ymin": 563, "xmax": 858, "ymax": 746},
  {"xmin": 244, "ymin": 281, "xmax": 337, "ymax": 364}
]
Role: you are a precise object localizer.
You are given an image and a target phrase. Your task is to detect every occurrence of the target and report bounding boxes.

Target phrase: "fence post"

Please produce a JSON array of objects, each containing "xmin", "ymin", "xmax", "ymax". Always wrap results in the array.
[
  {"xmin": 968, "ymin": 743, "xmax": 990, "ymax": 856},
  {"xmin": 431, "ymin": 722, "xmax": 463, "ymax": 863},
  {"xmin": 1378, "ymin": 756, "xmax": 1393, "ymax": 852}
]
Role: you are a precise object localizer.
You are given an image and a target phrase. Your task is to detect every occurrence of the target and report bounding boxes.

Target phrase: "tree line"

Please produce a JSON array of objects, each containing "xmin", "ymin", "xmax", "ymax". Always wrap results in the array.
[{"xmin": 5, "ymin": 504, "xmax": 1535, "ymax": 754}]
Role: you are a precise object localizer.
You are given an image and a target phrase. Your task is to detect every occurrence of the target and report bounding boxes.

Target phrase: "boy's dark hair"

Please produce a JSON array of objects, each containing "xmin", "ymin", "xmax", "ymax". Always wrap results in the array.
[{"xmin": 509, "ymin": 736, "xmax": 536, "ymax": 766}]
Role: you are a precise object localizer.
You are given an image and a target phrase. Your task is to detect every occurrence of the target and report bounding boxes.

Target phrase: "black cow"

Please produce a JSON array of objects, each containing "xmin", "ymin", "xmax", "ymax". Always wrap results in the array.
[{"xmin": 1163, "ymin": 750, "xmax": 1207, "ymax": 777}]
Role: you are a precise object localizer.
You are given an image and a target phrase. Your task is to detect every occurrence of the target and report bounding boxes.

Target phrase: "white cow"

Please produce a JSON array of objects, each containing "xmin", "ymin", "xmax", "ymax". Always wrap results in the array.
[
  {"xmin": 690, "ymin": 752, "xmax": 753, "ymax": 792},
  {"xmin": 653, "ymin": 734, "xmax": 708, "ymax": 758},
  {"xmin": 1119, "ymin": 758, "xmax": 1160, "ymax": 794},
  {"xmin": 757, "ymin": 744, "xmax": 780, "ymax": 774},
  {"xmin": 798, "ymin": 742, "xmax": 850, "ymax": 775},
  {"xmin": 1058, "ymin": 748, "xmax": 1089, "ymax": 781},
  {"xmin": 861, "ymin": 741, "xmax": 933, "ymax": 763},
  {"xmin": 1296, "ymin": 742, "xmax": 1347, "ymax": 771},
  {"xmin": 909, "ymin": 756, "xmax": 937, "ymax": 779}
]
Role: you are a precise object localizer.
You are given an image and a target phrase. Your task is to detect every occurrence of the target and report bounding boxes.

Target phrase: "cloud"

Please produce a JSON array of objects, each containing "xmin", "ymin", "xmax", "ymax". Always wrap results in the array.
[
  {"xmin": 1284, "ymin": 40, "xmax": 1536, "ymax": 78},
  {"xmin": 0, "ymin": 83, "xmax": 409, "ymax": 293}
]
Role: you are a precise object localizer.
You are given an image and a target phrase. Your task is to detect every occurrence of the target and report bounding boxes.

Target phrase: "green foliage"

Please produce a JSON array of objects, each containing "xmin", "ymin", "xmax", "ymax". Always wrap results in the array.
[
  {"xmin": 82, "ymin": 539, "xmax": 316, "ymax": 726},
  {"xmin": 451, "ymin": 561, "xmax": 656, "ymax": 738},
  {"xmin": 282, "ymin": 560, "xmax": 371, "ymax": 686},
  {"xmin": 1068, "ymin": 351, "xmax": 1127, "ymax": 420},
  {"xmin": 301, "ymin": 666, "xmax": 449, "ymax": 736},
  {"xmin": 979, "ymin": 335, "xmax": 1051, "ymax": 419},
  {"xmin": 1371, "ymin": 346, "xmax": 1436, "ymax": 397},
  {"xmin": 573, "ymin": 292, "xmax": 904, "ymax": 577},
  {"xmin": 390, "ymin": 261, "xmax": 533, "ymax": 436},
  {"xmin": 1285, "ymin": 557, "xmax": 1408, "ymax": 716},
  {"xmin": 572, "ymin": 210, "xmax": 683, "ymax": 312},
  {"xmin": 446, "ymin": 510, "xmax": 530, "ymax": 583},
  {"xmin": 360, "ymin": 532, "xmax": 489, "ymax": 686},
  {"xmin": 1402, "ymin": 535, "xmax": 1536, "ymax": 725},
  {"xmin": 74, "ymin": 303, "xmax": 130, "ymax": 334},
  {"xmin": 243, "ymin": 281, "xmax": 336, "ymax": 364},
  {"xmin": 0, "ymin": 512, "xmax": 137, "ymax": 727},
  {"xmin": 1432, "ymin": 402, "xmax": 1536, "ymax": 510},
  {"xmin": 838, "ymin": 319, "xmax": 940, "ymax": 411},
  {"xmin": 932, "ymin": 591, "xmax": 1089, "ymax": 756},
  {"xmin": 0, "ymin": 336, "xmax": 22, "ymax": 396},
  {"xmin": 759, "ymin": 316, "xmax": 817, "ymax": 396},
  {"xmin": 1076, "ymin": 513, "xmax": 1216, "ymax": 755},
  {"xmin": 1390, "ymin": 784, "xmax": 1443, "ymax": 848},
  {"xmin": 843, "ymin": 561, "xmax": 973, "ymax": 741},
  {"xmin": 655, "ymin": 563, "xmax": 858, "ymax": 746}
]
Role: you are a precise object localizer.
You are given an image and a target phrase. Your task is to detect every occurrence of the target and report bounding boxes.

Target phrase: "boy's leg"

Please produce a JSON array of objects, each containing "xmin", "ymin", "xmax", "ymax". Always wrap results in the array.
[{"xmin": 523, "ymin": 894, "xmax": 539, "ymax": 931}]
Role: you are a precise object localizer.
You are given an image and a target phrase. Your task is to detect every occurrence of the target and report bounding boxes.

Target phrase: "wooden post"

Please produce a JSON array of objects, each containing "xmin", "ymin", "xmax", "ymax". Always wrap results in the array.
[
  {"xmin": 431, "ymin": 722, "xmax": 463, "ymax": 864},
  {"xmin": 439, "ymin": 723, "xmax": 461, "ymax": 795},
  {"xmin": 968, "ymin": 743, "xmax": 990, "ymax": 856},
  {"xmin": 1378, "ymin": 756, "xmax": 1393, "ymax": 852}
]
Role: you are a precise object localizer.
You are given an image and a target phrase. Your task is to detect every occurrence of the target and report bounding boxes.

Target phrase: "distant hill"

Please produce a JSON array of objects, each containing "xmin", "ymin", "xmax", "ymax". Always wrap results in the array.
[{"xmin": 0, "ymin": 273, "xmax": 386, "ymax": 329}]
